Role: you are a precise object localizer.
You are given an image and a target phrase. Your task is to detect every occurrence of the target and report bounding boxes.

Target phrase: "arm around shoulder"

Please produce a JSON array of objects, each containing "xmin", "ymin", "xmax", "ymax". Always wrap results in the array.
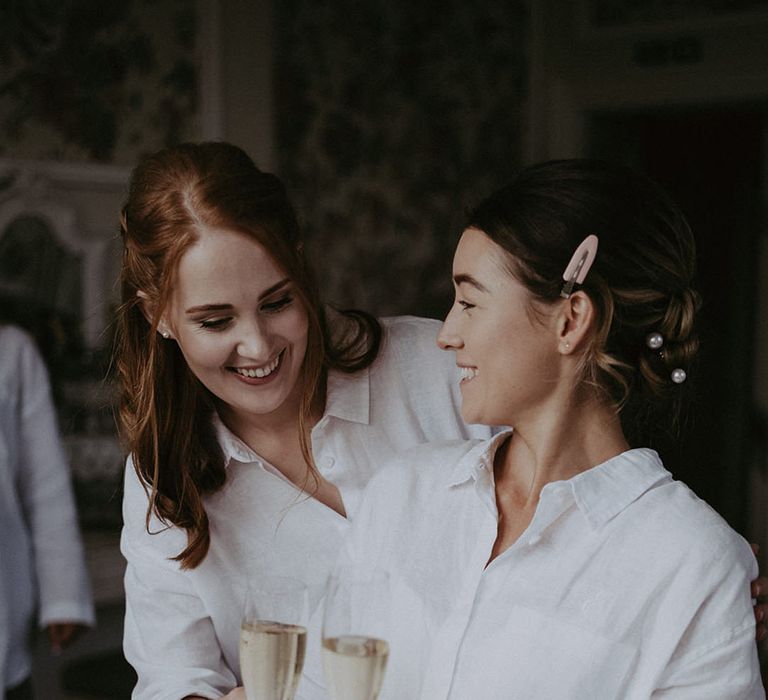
[{"xmin": 653, "ymin": 534, "xmax": 764, "ymax": 699}]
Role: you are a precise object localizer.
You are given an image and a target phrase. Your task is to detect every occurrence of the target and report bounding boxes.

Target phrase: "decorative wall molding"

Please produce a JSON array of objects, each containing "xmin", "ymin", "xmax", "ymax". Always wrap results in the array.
[
  {"xmin": 0, "ymin": 157, "xmax": 127, "ymax": 348},
  {"xmin": 575, "ymin": 0, "xmax": 768, "ymax": 37},
  {"xmin": 0, "ymin": 157, "xmax": 130, "ymax": 190}
]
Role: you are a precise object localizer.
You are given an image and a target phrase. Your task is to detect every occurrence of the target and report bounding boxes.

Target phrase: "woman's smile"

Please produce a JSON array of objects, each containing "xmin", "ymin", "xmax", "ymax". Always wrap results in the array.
[{"xmin": 229, "ymin": 350, "xmax": 284, "ymax": 384}]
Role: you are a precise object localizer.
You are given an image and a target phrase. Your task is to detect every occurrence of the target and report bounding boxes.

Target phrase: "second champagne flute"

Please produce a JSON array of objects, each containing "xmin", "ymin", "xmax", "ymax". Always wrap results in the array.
[{"xmin": 321, "ymin": 565, "xmax": 390, "ymax": 700}]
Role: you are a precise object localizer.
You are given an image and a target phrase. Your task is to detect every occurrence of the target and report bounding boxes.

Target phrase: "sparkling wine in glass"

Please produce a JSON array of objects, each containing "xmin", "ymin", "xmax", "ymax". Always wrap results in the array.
[
  {"xmin": 240, "ymin": 576, "xmax": 309, "ymax": 700},
  {"xmin": 321, "ymin": 566, "xmax": 390, "ymax": 700}
]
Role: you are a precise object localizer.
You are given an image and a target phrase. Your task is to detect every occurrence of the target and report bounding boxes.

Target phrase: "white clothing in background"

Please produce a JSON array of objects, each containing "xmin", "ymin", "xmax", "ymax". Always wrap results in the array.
[
  {"xmin": 325, "ymin": 431, "xmax": 763, "ymax": 700},
  {"xmin": 0, "ymin": 325, "xmax": 95, "ymax": 693},
  {"xmin": 121, "ymin": 316, "xmax": 493, "ymax": 700}
]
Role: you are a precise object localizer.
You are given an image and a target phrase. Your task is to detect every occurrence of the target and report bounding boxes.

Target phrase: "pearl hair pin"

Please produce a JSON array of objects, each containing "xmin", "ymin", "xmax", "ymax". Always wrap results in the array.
[
  {"xmin": 560, "ymin": 235, "xmax": 599, "ymax": 299},
  {"xmin": 645, "ymin": 332, "xmax": 664, "ymax": 350},
  {"xmin": 645, "ymin": 332, "xmax": 687, "ymax": 384},
  {"xmin": 671, "ymin": 368, "xmax": 687, "ymax": 384}
]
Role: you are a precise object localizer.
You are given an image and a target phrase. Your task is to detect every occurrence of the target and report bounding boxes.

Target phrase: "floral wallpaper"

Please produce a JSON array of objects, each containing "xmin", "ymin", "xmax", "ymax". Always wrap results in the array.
[
  {"xmin": 274, "ymin": 0, "xmax": 529, "ymax": 319},
  {"xmin": 0, "ymin": 0, "xmax": 197, "ymax": 163}
]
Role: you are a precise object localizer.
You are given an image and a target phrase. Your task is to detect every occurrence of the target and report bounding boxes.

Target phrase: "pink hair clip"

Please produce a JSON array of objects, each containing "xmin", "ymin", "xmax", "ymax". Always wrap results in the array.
[{"xmin": 560, "ymin": 234, "xmax": 599, "ymax": 299}]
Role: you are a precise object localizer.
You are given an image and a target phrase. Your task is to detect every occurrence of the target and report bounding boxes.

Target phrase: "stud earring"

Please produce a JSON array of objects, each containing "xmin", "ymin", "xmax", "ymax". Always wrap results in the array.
[{"xmin": 161, "ymin": 329, "xmax": 170, "ymax": 339}]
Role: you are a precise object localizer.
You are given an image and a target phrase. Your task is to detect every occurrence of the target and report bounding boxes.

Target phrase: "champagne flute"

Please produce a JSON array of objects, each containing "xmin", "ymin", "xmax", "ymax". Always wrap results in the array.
[
  {"xmin": 321, "ymin": 565, "xmax": 390, "ymax": 700},
  {"xmin": 240, "ymin": 576, "xmax": 309, "ymax": 700}
]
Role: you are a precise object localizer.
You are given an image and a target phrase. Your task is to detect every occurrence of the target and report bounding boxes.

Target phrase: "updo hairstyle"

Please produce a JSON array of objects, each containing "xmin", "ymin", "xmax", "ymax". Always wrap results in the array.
[{"xmin": 467, "ymin": 159, "xmax": 700, "ymax": 412}]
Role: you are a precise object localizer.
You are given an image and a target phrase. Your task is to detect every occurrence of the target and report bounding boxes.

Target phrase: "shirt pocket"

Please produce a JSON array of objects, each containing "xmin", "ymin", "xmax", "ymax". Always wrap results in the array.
[{"xmin": 452, "ymin": 604, "xmax": 639, "ymax": 700}]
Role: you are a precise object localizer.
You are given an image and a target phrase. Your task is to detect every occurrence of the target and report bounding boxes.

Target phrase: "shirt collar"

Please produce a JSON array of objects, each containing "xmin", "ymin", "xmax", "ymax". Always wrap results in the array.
[
  {"xmin": 213, "ymin": 308, "xmax": 373, "ymax": 467},
  {"xmin": 211, "ymin": 362, "xmax": 371, "ymax": 469},
  {"xmin": 323, "ymin": 366, "xmax": 370, "ymax": 425},
  {"xmin": 447, "ymin": 434, "xmax": 671, "ymax": 530},
  {"xmin": 321, "ymin": 307, "xmax": 371, "ymax": 425},
  {"xmin": 447, "ymin": 429, "xmax": 514, "ymax": 487},
  {"xmin": 212, "ymin": 412, "xmax": 260, "ymax": 467},
  {"xmin": 567, "ymin": 448, "xmax": 671, "ymax": 529}
]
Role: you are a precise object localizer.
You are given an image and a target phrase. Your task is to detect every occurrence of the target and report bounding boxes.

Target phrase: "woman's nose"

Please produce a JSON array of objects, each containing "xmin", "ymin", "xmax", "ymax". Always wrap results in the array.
[
  {"xmin": 237, "ymin": 320, "xmax": 272, "ymax": 360},
  {"xmin": 437, "ymin": 307, "xmax": 463, "ymax": 351}
]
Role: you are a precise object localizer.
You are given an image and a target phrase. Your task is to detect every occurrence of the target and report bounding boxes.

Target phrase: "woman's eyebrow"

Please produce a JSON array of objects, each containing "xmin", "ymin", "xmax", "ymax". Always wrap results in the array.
[
  {"xmin": 185, "ymin": 279, "xmax": 291, "ymax": 315},
  {"xmin": 453, "ymin": 273, "xmax": 489, "ymax": 293},
  {"xmin": 185, "ymin": 303, "xmax": 232, "ymax": 315},
  {"xmin": 257, "ymin": 278, "xmax": 291, "ymax": 300}
]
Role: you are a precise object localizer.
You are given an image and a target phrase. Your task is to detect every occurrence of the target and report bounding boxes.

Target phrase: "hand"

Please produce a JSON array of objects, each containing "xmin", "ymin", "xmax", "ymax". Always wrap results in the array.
[
  {"xmin": 46, "ymin": 622, "xmax": 87, "ymax": 654},
  {"xmin": 750, "ymin": 543, "xmax": 766, "ymax": 643}
]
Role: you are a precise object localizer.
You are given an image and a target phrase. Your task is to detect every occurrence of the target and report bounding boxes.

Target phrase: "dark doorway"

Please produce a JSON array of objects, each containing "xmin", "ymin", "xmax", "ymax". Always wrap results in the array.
[{"xmin": 588, "ymin": 105, "xmax": 764, "ymax": 535}]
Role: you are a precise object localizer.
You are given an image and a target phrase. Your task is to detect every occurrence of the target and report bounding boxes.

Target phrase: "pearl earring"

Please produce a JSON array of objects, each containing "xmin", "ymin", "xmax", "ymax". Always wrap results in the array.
[{"xmin": 161, "ymin": 330, "xmax": 170, "ymax": 339}]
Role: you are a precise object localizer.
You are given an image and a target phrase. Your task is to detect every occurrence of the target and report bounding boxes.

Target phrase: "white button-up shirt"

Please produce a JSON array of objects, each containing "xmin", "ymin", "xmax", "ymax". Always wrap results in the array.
[
  {"xmin": 0, "ymin": 325, "xmax": 94, "ymax": 692},
  {"xmin": 121, "ymin": 316, "xmax": 493, "ymax": 700},
  {"xmin": 325, "ymin": 431, "xmax": 763, "ymax": 700}
]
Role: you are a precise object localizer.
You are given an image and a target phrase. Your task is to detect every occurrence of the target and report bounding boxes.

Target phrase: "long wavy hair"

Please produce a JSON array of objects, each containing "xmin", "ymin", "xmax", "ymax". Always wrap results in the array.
[{"xmin": 115, "ymin": 142, "xmax": 381, "ymax": 569}]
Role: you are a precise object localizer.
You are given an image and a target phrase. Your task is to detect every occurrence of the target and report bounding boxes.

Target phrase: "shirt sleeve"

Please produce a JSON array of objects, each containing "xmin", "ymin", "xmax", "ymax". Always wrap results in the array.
[
  {"xmin": 121, "ymin": 463, "xmax": 237, "ymax": 700},
  {"xmin": 16, "ymin": 332, "xmax": 95, "ymax": 628},
  {"xmin": 651, "ymin": 538, "xmax": 764, "ymax": 699},
  {"xmin": 651, "ymin": 625, "xmax": 764, "ymax": 699}
]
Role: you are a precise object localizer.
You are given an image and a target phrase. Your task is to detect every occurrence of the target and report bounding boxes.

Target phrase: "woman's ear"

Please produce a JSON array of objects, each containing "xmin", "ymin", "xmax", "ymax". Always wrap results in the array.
[
  {"xmin": 137, "ymin": 291, "xmax": 173, "ymax": 340},
  {"xmin": 557, "ymin": 290, "xmax": 594, "ymax": 355}
]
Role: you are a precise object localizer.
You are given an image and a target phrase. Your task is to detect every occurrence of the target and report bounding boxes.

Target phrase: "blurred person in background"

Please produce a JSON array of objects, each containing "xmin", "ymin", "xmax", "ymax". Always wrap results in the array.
[{"xmin": 0, "ymin": 323, "xmax": 95, "ymax": 700}]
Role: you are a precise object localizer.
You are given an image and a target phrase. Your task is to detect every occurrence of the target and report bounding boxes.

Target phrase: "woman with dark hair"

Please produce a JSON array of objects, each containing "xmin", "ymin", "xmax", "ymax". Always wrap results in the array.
[
  {"xmin": 329, "ymin": 160, "xmax": 764, "ymax": 699},
  {"xmin": 115, "ymin": 141, "xmax": 492, "ymax": 699}
]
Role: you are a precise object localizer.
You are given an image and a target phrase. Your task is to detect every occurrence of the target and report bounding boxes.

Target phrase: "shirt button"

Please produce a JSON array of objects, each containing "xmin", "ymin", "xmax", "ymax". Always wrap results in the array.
[{"xmin": 321, "ymin": 456, "xmax": 335, "ymax": 470}]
